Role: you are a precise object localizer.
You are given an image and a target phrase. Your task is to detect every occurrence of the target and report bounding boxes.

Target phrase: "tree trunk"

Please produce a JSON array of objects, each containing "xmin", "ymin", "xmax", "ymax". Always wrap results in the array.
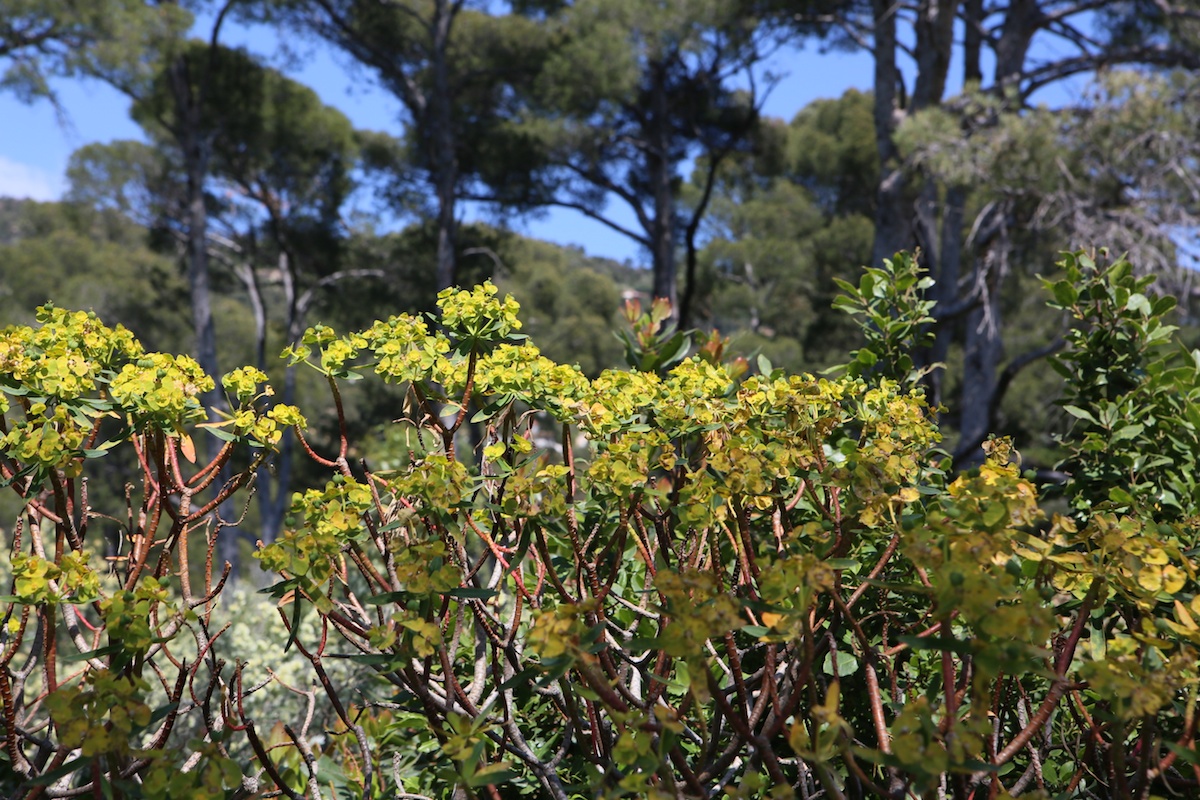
[
  {"xmin": 171, "ymin": 86, "xmax": 219, "ymax": 420},
  {"xmin": 872, "ymin": 0, "xmax": 957, "ymax": 265},
  {"xmin": 431, "ymin": 0, "xmax": 458, "ymax": 292},
  {"xmin": 166, "ymin": 51, "xmax": 242, "ymax": 575},
  {"xmin": 869, "ymin": 0, "xmax": 908, "ymax": 270},
  {"xmin": 955, "ymin": 248, "xmax": 1006, "ymax": 467},
  {"xmin": 251, "ymin": 248, "xmax": 294, "ymax": 547},
  {"xmin": 926, "ymin": 184, "xmax": 966, "ymax": 407},
  {"xmin": 963, "ymin": 0, "xmax": 984, "ymax": 85},
  {"xmin": 911, "ymin": 0, "xmax": 956, "ymax": 110},
  {"xmin": 994, "ymin": 0, "xmax": 1042, "ymax": 92},
  {"xmin": 648, "ymin": 60, "xmax": 677, "ymax": 312},
  {"xmin": 185, "ymin": 161, "xmax": 218, "ymax": 403}
]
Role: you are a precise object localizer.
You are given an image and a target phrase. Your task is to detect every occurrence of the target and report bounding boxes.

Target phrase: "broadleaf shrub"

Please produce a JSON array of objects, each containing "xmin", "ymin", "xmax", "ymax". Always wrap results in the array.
[
  {"xmin": 1047, "ymin": 250, "xmax": 1200, "ymax": 518},
  {"xmin": 0, "ymin": 253, "xmax": 1197, "ymax": 799}
]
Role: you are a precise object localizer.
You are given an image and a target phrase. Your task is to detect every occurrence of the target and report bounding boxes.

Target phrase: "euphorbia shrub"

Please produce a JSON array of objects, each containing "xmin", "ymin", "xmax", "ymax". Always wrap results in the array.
[
  {"xmin": 256, "ymin": 256, "xmax": 1200, "ymax": 799},
  {"xmin": 3, "ymin": 252, "xmax": 1198, "ymax": 800},
  {"xmin": 0, "ymin": 306, "xmax": 304, "ymax": 797}
]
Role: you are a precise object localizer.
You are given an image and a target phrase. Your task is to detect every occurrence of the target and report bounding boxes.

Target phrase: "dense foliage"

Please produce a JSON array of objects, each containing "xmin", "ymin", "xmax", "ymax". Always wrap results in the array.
[
  {"xmin": 5, "ymin": 2, "xmax": 1200, "ymax": 797},
  {"xmin": 1, "ymin": 253, "xmax": 1198, "ymax": 798}
]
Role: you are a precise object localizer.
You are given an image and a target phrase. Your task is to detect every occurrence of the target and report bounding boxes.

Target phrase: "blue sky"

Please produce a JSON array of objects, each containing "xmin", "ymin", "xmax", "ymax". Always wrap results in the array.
[
  {"xmin": 0, "ymin": 15, "xmax": 1083, "ymax": 264},
  {"xmin": 0, "ymin": 19, "xmax": 876, "ymax": 264}
]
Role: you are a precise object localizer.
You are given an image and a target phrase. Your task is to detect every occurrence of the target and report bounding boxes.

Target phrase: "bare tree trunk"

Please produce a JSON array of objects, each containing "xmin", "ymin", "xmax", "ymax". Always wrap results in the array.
[
  {"xmin": 926, "ymin": 184, "xmax": 966, "ymax": 407},
  {"xmin": 869, "ymin": 0, "xmax": 908, "ymax": 270},
  {"xmin": 171, "ymin": 80, "xmax": 219, "ymax": 420},
  {"xmin": 185, "ymin": 162, "xmax": 218, "ymax": 402},
  {"xmin": 166, "ymin": 50, "xmax": 246, "ymax": 575},
  {"xmin": 260, "ymin": 249, "xmax": 302, "ymax": 547},
  {"xmin": 302, "ymin": 0, "xmax": 462, "ymax": 294},
  {"xmin": 431, "ymin": 0, "xmax": 458, "ymax": 292},
  {"xmin": 911, "ymin": 0, "xmax": 956, "ymax": 110},
  {"xmin": 955, "ymin": 248, "xmax": 1006, "ymax": 467},
  {"xmin": 963, "ymin": 0, "xmax": 984, "ymax": 85},
  {"xmin": 871, "ymin": 0, "xmax": 958, "ymax": 270},
  {"xmin": 680, "ymin": 152, "xmax": 724, "ymax": 328},
  {"xmin": 648, "ymin": 60, "xmax": 677, "ymax": 312},
  {"xmin": 994, "ymin": 0, "xmax": 1043, "ymax": 91}
]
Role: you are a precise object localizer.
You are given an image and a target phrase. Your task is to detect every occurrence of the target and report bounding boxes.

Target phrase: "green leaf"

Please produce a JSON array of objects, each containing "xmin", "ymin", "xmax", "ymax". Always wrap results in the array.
[
  {"xmin": 895, "ymin": 633, "xmax": 970, "ymax": 653},
  {"xmin": 1125, "ymin": 292, "xmax": 1151, "ymax": 316},
  {"xmin": 467, "ymin": 761, "xmax": 517, "ymax": 787},
  {"xmin": 1165, "ymin": 741, "xmax": 1200, "ymax": 765},
  {"xmin": 60, "ymin": 643, "xmax": 124, "ymax": 663},
  {"xmin": 658, "ymin": 331, "xmax": 692, "ymax": 369},
  {"xmin": 1109, "ymin": 423, "xmax": 1144, "ymax": 443},
  {"xmin": 497, "ymin": 667, "xmax": 540, "ymax": 692},
  {"xmin": 445, "ymin": 588, "xmax": 499, "ymax": 599},
  {"xmin": 26, "ymin": 758, "xmax": 88, "ymax": 787},
  {"xmin": 203, "ymin": 426, "xmax": 238, "ymax": 443},
  {"xmin": 1062, "ymin": 405, "xmax": 1098, "ymax": 425},
  {"xmin": 831, "ymin": 277, "xmax": 857, "ymax": 295},
  {"xmin": 363, "ymin": 591, "xmax": 409, "ymax": 605},
  {"xmin": 1107, "ymin": 487, "xmax": 1135, "ymax": 505},
  {"xmin": 470, "ymin": 396, "xmax": 513, "ymax": 423},
  {"xmin": 1051, "ymin": 280, "xmax": 1078, "ymax": 307},
  {"xmin": 342, "ymin": 653, "xmax": 406, "ymax": 667},
  {"xmin": 822, "ymin": 650, "xmax": 859, "ymax": 677},
  {"xmin": 982, "ymin": 503, "xmax": 1008, "ymax": 528}
]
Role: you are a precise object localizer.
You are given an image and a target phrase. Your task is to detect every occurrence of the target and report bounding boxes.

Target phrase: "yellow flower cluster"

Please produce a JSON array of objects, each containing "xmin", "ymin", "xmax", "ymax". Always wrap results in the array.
[
  {"xmin": 436, "ymin": 280, "xmax": 521, "ymax": 340},
  {"xmin": 0, "ymin": 306, "xmax": 141, "ymax": 399},
  {"xmin": 110, "ymin": 352, "xmax": 214, "ymax": 427},
  {"xmin": 362, "ymin": 314, "xmax": 451, "ymax": 384},
  {"xmin": 472, "ymin": 343, "xmax": 589, "ymax": 420},
  {"xmin": 12, "ymin": 550, "xmax": 101, "ymax": 605},
  {"xmin": 221, "ymin": 366, "xmax": 270, "ymax": 404}
]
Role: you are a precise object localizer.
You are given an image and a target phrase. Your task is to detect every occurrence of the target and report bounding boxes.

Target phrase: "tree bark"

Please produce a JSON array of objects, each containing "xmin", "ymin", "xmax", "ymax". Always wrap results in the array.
[
  {"xmin": 869, "ymin": 0, "xmax": 909, "ymax": 270},
  {"xmin": 169, "ymin": 61, "xmax": 219, "ymax": 424},
  {"xmin": 926, "ymin": 184, "xmax": 966, "ymax": 407},
  {"xmin": 911, "ymin": 0, "xmax": 957, "ymax": 111},
  {"xmin": 648, "ymin": 60, "xmax": 677, "ymax": 311},
  {"xmin": 305, "ymin": 0, "xmax": 461, "ymax": 293},
  {"xmin": 955, "ymin": 243, "xmax": 1006, "ymax": 467},
  {"xmin": 679, "ymin": 149, "xmax": 726, "ymax": 329},
  {"xmin": 871, "ymin": 0, "xmax": 957, "ymax": 270},
  {"xmin": 963, "ymin": 0, "xmax": 985, "ymax": 85},
  {"xmin": 165, "ymin": 49, "xmax": 247, "ymax": 575},
  {"xmin": 430, "ymin": 0, "xmax": 459, "ymax": 292},
  {"xmin": 994, "ymin": 0, "xmax": 1043, "ymax": 92}
]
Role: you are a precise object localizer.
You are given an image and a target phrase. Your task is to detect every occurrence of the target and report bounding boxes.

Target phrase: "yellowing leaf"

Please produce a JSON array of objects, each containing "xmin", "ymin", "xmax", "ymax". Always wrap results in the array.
[
  {"xmin": 179, "ymin": 433, "xmax": 196, "ymax": 463},
  {"xmin": 1137, "ymin": 566, "xmax": 1163, "ymax": 593},
  {"xmin": 1173, "ymin": 600, "xmax": 1197, "ymax": 630},
  {"xmin": 1143, "ymin": 548, "xmax": 1170, "ymax": 566},
  {"xmin": 1162, "ymin": 565, "xmax": 1186, "ymax": 594},
  {"xmin": 788, "ymin": 722, "xmax": 812, "ymax": 757}
]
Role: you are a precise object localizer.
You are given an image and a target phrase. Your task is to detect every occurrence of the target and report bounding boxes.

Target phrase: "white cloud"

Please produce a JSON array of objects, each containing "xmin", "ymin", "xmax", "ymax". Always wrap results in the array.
[{"xmin": 0, "ymin": 156, "xmax": 63, "ymax": 201}]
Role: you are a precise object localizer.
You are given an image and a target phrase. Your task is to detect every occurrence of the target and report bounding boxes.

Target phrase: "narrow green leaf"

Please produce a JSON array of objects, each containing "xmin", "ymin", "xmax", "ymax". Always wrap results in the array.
[{"xmin": 445, "ymin": 587, "xmax": 498, "ymax": 599}]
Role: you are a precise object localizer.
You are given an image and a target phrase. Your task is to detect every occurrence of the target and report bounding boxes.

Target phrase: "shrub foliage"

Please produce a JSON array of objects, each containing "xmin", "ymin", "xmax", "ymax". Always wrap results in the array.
[{"xmin": 0, "ymin": 252, "xmax": 1197, "ymax": 799}]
